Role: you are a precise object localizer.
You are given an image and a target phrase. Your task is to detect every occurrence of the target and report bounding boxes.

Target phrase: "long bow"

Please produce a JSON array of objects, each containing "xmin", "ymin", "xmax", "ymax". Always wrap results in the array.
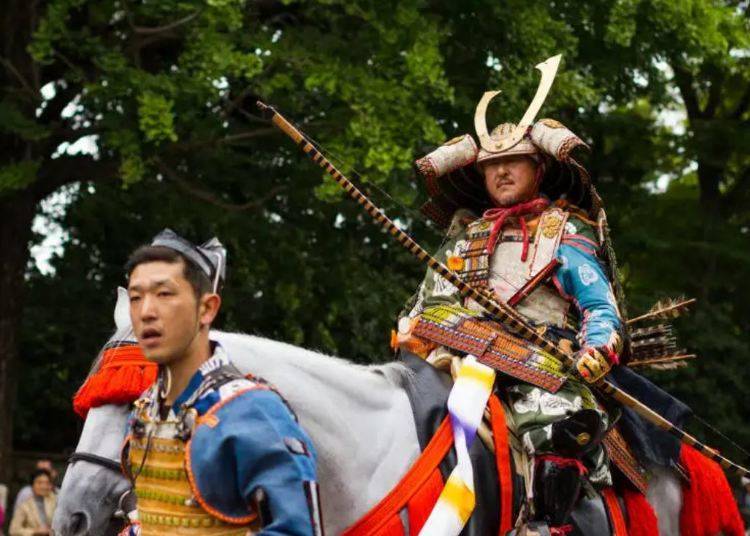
[{"xmin": 256, "ymin": 101, "xmax": 750, "ymax": 479}]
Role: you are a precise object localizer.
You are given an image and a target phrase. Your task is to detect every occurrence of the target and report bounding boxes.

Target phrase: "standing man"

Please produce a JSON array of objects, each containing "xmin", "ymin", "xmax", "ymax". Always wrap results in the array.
[
  {"xmin": 121, "ymin": 229, "xmax": 323, "ymax": 536},
  {"xmin": 396, "ymin": 121, "xmax": 624, "ymax": 532}
]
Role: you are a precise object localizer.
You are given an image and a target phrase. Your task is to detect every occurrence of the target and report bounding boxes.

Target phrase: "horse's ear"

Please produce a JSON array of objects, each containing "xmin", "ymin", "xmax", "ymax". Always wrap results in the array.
[{"xmin": 115, "ymin": 287, "xmax": 131, "ymax": 332}]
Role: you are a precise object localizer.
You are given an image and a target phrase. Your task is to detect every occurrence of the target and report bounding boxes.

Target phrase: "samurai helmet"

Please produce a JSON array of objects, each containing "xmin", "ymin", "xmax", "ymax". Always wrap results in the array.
[
  {"xmin": 476, "ymin": 123, "xmax": 539, "ymax": 167},
  {"xmin": 416, "ymin": 54, "xmax": 600, "ymax": 228},
  {"xmin": 416, "ymin": 116, "xmax": 594, "ymax": 228}
]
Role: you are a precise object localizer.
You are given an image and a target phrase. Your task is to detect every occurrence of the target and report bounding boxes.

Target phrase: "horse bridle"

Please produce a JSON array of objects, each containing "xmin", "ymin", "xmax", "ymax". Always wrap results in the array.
[
  {"xmin": 68, "ymin": 451, "xmax": 122, "ymax": 473},
  {"xmin": 67, "ymin": 451, "xmax": 134, "ymax": 520}
]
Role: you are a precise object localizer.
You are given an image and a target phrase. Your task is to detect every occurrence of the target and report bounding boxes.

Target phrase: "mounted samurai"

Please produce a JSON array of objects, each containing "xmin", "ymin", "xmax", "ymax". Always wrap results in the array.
[
  {"xmin": 251, "ymin": 56, "xmax": 748, "ymax": 535},
  {"xmin": 393, "ymin": 83, "xmax": 690, "ymax": 532}
]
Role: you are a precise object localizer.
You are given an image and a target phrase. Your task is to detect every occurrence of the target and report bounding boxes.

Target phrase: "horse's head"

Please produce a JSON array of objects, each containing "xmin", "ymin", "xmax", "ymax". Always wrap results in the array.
[
  {"xmin": 53, "ymin": 288, "xmax": 154, "ymax": 536},
  {"xmin": 53, "ymin": 404, "xmax": 132, "ymax": 536}
]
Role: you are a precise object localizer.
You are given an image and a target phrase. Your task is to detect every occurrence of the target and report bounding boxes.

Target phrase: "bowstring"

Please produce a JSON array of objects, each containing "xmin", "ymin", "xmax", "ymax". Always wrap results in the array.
[
  {"xmin": 304, "ymin": 129, "xmax": 526, "ymax": 288},
  {"xmin": 691, "ymin": 413, "xmax": 750, "ymax": 462},
  {"xmin": 285, "ymin": 117, "xmax": 455, "ymax": 319},
  {"xmin": 299, "ymin": 128, "xmax": 451, "ymax": 320},
  {"xmin": 285, "ymin": 118, "xmax": 750, "ymax": 467},
  {"xmin": 300, "ymin": 130, "xmax": 443, "ymax": 238}
]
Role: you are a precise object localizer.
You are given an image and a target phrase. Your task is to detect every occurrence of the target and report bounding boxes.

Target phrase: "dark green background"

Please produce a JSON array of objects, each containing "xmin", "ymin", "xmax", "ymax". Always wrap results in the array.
[{"xmin": 1, "ymin": 0, "xmax": 748, "ymax": 482}]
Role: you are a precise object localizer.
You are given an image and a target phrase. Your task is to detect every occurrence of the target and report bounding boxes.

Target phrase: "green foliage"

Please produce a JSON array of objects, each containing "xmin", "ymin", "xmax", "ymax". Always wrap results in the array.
[
  {"xmin": 138, "ymin": 92, "xmax": 178, "ymax": 144},
  {"xmin": 0, "ymin": 161, "xmax": 40, "ymax": 194},
  {"xmin": 605, "ymin": 0, "xmax": 641, "ymax": 47},
  {"xmin": 107, "ymin": 130, "xmax": 144, "ymax": 185},
  {"xmin": 0, "ymin": 101, "xmax": 49, "ymax": 141},
  {"xmin": 27, "ymin": 0, "xmax": 88, "ymax": 64},
  {"xmin": 7, "ymin": 0, "xmax": 750, "ymax": 468}
]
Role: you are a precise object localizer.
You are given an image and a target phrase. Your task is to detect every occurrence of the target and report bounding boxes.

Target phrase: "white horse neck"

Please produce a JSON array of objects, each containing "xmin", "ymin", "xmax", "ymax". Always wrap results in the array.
[
  {"xmin": 76, "ymin": 404, "xmax": 130, "ymax": 461},
  {"xmin": 211, "ymin": 331, "xmax": 421, "ymax": 533}
]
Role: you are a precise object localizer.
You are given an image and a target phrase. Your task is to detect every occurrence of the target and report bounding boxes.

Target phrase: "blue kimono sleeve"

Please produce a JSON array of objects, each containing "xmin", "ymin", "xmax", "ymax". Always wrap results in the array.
[
  {"xmin": 553, "ymin": 242, "xmax": 622, "ymax": 349},
  {"xmin": 187, "ymin": 388, "xmax": 320, "ymax": 536}
]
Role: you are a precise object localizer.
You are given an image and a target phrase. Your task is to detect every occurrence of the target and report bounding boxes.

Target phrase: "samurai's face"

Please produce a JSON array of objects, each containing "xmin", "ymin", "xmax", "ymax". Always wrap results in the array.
[
  {"xmin": 127, "ymin": 259, "xmax": 218, "ymax": 365},
  {"xmin": 482, "ymin": 155, "xmax": 539, "ymax": 207}
]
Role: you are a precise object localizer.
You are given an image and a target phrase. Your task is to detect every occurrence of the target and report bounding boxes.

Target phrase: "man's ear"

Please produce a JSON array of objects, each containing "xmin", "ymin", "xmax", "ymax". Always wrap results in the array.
[{"xmin": 198, "ymin": 293, "xmax": 221, "ymax": 328}]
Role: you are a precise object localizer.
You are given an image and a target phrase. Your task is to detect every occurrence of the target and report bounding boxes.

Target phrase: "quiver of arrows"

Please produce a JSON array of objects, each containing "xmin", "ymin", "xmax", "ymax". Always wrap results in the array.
[{"xmin": 626, "ymin": 297, "xmax": 697, "ymax": 370}]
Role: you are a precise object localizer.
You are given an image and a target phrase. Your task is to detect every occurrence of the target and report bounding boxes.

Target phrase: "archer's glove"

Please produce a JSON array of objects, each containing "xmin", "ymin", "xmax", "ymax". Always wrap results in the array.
[{"xmin": 574, "ymin": 346, "xmax": 617, "ymax": 383}]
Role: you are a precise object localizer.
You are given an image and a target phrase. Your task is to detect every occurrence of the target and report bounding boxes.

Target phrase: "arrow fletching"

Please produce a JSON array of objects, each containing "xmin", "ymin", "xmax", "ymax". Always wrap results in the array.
[{"xmin": 627, "ymin": 297, "xmax": 696, "ymax": 325}]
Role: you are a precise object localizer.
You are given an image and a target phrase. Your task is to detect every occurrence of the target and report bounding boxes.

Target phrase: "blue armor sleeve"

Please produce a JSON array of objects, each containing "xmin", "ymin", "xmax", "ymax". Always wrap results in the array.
[
  {"xmin": 554, "ymin": 242, "xmax": 622, "ymax": 349},
  {"xmin": 187, "ymin": 388, "xmax": 320, "ymax": 536}
]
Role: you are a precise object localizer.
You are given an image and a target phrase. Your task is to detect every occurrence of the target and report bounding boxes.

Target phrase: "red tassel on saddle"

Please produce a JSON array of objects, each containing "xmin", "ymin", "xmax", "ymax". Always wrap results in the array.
[
  {"xmin": 72, "ymin": 344, "xmax": 157, "ymax": 418},
  {"xmin": 622, "ymin": 487, "xmax": 659, "ymax": 536},
  {"xmin": 679, "ymin": 444, "xmax": 745, "ymax": 536}
]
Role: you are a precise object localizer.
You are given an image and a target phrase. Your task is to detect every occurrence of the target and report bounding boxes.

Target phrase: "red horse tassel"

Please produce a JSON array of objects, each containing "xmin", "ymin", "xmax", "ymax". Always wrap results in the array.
[
  {"xmin": 72, "ymin": 344, "xmax": 157, "ymax": 418},
  {"xmin": 680, "ymin": 444, "xmax": 745, "ymax": 536},
  {"xmin": 621, "ymin": 487, "xmax": 659, "ymax": 536}
]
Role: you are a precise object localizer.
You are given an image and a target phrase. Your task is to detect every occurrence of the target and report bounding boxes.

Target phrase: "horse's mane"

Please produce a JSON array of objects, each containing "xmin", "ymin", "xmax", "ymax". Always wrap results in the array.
[
  {"xmin": 213, "ymin": 331, "xmax": 412, "ymax": 389},
  {"xmin": 84, "ymin": 323, "xmax": 136, "ymax": 381}
]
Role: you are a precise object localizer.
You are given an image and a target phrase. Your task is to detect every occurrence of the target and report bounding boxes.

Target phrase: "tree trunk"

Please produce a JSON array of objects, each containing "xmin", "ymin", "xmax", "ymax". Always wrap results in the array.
[
  {"xmin": 1, "ymin": 0, "xmax": 39, "ymax": 482},
  {"xmin": 0, "ymin": 191, "xmax": 36, "ymax": 482},
  {"xmin": 694, "ymin": 157, "xmax": 726, "ymax": 304},
  {"xmin": 696, "ymin": 160, "xmax": 723, "ymax": 213}
]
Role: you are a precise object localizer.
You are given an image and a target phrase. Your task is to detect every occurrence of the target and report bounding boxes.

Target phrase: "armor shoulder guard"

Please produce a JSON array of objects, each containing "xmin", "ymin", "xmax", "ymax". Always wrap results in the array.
[
  {"xmin": 562, "ymin": 208, "xmax": 599, "ymax": 247},
  {"xmin": 186, "ymin": 385, "xmax": 318, "ymax": 529}
]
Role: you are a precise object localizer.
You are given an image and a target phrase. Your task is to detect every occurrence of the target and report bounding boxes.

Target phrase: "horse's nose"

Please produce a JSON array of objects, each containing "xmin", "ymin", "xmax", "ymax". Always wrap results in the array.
[{"xmin": 69, "ymin": 511, "xmax": 90, "ymax": 535}]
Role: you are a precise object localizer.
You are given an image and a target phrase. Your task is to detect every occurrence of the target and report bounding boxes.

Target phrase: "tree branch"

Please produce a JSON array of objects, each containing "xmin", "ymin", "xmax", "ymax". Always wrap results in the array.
[
  {"xmin": 168, "ymin": 128, "xmax": 278, "ymax": 152},
  {"xmin": 156, "ymin": 158, "xmax": 285, "ymax": 212},
  {"xmin": 52, "ymin": 50, "xmax": 91, "ymax": 83},
  {"xmin": 0, "ymin": 56, "xmax": 34, "ymax": 95},
  {"xmin": 132, "ymin": 11, "xmax": 200, "ymax": 35},
  {"xmin": 670, "ymin": 59, "xmax": 702, "ymax": 120},
  {"xmin": 221, "ymin": 84, "xmax": 256, "ymax": 119},
  {"xmin": 33, "ymin": 154, "xmax": 118, "ymax": 200},
  {"xmin": 222, "ymin": 129, "xmax": 281, "ymax": 144}
]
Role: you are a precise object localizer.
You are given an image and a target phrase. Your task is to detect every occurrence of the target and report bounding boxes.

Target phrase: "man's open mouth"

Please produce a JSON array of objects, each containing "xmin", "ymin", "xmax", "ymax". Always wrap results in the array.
[{"xmin": 141, "ymin": 328, "xmax": 162, "ymax": 345}]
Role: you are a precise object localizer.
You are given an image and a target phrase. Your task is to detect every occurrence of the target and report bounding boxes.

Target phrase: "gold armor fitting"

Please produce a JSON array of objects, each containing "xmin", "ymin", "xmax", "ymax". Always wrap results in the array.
[{"xmin": 129, "ymin": 435, "xmax": 256, "ymax": 536}]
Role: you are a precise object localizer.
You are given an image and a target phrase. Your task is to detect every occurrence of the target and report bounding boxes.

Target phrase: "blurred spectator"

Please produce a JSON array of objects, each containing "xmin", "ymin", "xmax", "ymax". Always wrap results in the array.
[
  {"xmin": 9, "ymin": 470, "xmax": 56, "ymax": 536},
  {"xmin": 743, "ymin": 476, "xmax": 750, "ymax": 506},
  {"xmin": 1, "ymin": 483, "xmax": 7, "ymax": 534},
  {"xmin": 12, "ymin": 461, "xmax": 58, "ymax": 516},
  {"xmin": 740, "ymin": 476, "xmax": 750, "ymax": 535}
]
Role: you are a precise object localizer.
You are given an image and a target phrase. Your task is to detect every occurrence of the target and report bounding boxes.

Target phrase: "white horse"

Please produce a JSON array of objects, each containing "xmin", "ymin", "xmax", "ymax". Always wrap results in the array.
[{"xmin": 53, "ymin": 292, "xmax": 685, "ymax": 535}]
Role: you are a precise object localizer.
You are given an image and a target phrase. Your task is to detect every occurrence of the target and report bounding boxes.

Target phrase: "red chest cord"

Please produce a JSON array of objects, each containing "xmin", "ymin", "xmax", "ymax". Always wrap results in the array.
[{"xmin": 484, "ymin": 197, "xmax": 550, "ymax": 261}]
